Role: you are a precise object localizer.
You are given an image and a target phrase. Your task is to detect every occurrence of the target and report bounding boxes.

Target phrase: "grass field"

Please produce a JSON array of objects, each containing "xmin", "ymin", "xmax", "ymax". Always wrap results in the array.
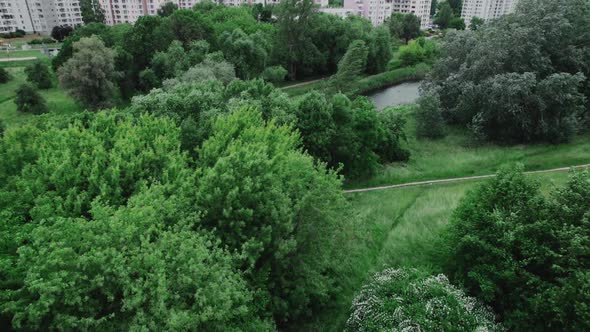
[
  {"xmin": 294, "ymin": 170, "xmax": 572, "ymax": 331},
  {"xmin": 0, "ymin": 65, "xmax": 82, "ymax": 128},
  {"xmin": 347, "ymin": 106, "xmax": 590, "ymax": 189},
  {"xmin": 0, "ymin": 49, "xmax": 44, "ymax": 59}
]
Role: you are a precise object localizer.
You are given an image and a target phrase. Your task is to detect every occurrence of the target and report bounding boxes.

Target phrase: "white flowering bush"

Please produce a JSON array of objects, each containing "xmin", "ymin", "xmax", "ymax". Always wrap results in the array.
[{"xmin": 345, "ymin": 268, "xmax": 501, "ymax": 331}]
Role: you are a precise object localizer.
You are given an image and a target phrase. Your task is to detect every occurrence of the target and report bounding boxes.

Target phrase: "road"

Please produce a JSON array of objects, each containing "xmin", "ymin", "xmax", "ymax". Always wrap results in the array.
[
  {"xmin": 281, "ymin": 77, "xmax": 327, "ymax": 89},
  {"xmin": 0, "ymin": 56, "xmax": 38, "ymax": 62},
  {"xmin": 344, "ymin": 164, "xmax": 590, "ymax": 194}
]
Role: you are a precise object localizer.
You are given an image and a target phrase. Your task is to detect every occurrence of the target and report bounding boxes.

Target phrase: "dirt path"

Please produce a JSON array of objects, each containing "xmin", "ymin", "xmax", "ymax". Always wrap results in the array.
[
  {"xmin": 0, "ymin": 57, "xmax": 38, "ymax": 62},
  {"xmin": 281, "ymin": 77, "xmax": 327, "ymax": 89},
  {"xmin": 344, "ymin": 164, "xmax": 590, "ymax": 194}
]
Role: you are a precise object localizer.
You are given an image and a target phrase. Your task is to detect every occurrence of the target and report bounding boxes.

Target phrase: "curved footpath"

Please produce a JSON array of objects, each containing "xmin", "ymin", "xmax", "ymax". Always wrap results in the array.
[{"xmin": 344, "ymin": 164, "xmax": 590, "ymax": 194}]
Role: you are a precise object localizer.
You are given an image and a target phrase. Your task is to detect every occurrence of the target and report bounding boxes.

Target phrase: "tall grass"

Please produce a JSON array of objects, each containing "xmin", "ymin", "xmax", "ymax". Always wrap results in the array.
[{"xmin": 346, "ymin": 106, "xmax": 590, "ymax": 189}]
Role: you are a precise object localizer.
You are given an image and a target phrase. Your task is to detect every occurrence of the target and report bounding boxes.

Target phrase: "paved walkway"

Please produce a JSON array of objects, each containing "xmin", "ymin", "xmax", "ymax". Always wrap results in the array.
[
  {"xmin": 0, "ymin": 57, "xmax": 38, "ymax": 62},
  {"xmin": 281, "ymin": 77, "xmax": 327, "ymax": 89},
  {"xmin": 344, "ymin": 164, "xmax": 590, "ymax": 194}
]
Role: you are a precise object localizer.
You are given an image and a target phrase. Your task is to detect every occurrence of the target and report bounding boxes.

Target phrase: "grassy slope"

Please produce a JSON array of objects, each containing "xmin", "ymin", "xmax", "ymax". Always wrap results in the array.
[
  {"xmin": 347, "ymin": 106, "xmax": 590, "ymax": 189},
  {"xmin": 0, "ymin": 49, "xmax": 43, "ymax": 59},
  {"xmin": 0, "ymin": 65, "xmax": 82, "ymax": 128},
  {"xmin": 298, "ymin": 171, "xmax": 571, "ymax": 331}
]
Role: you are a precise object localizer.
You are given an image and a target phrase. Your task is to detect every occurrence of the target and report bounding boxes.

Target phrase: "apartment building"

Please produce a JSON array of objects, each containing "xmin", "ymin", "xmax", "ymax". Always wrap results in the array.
[
  {"xmin": 0, "ymin": 0, "xmax": 82, "ymax": 34},
  {"xmin": 461, "ymin": 0, "xmax": 519, "ymax": 26},
  {"xmin": 337, "ymin": 0, "xmax": 431, "ymax": 27}
]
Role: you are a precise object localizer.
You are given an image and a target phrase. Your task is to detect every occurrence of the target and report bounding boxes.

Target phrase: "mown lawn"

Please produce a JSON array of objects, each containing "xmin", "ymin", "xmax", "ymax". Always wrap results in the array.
[
  {"xmin": 0, "ymin": 49, "xmax": 44, "ymax": 58},
  {"xmin": 0, "ymin": 65, "xmax": 83, "ymax": 128},
  {"xmin": 295, "ymin": 171, "xmax": 572, "ymax": 331},
  {"xmin": 347, "ymin": 106, "xmax": 590, "ymax": 189}
]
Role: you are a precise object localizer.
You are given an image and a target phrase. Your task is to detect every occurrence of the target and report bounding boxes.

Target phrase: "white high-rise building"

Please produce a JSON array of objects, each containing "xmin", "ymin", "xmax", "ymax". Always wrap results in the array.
[
  {"xmin": 0, "ymin": 0, "xmax": 82, "ymax": 35},
  {"xmin": 461, "ymin": 0, "xmax": 519, "ymax": 27},
  {"xmin": 335, "ymin": 0, "xmax": 431, "ymax": 28}
]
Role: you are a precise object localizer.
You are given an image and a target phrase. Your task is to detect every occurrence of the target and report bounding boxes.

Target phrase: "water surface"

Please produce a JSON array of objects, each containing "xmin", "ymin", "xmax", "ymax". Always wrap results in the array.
[{"xmin": 367, "ymin": 82, "xmax": 421, "ymax": 110}]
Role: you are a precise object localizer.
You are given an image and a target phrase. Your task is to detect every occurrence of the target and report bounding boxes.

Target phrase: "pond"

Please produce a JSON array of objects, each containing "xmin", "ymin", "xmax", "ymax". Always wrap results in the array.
[{"xmin": 367, "ymin": 82, "xmax": 421, "ymax": 110}]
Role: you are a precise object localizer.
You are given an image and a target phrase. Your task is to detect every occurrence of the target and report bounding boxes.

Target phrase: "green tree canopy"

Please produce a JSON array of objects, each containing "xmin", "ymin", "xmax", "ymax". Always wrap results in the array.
[
  {"xmin": 24, "ymin": 61, "xmax": 52, "ymax": 89},
  {"xmin": 445, "ymin": 166, "xmax": 590, "ymax": 330},
  {"xmin": 14, "ymin": 83, "xmax": 47, "ymax": 114},
  {"xmin": 58, "ymin": 35, "xmax": 119, "ymax": 109},
  {"xmin": 80, "ymin": 0, "xmax": 105, "ymax": 24}
]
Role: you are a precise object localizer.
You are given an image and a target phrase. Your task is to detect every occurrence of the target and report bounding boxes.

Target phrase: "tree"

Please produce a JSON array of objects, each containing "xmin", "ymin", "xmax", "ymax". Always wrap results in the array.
[
  {"xmin": 157, "ymin": 1, "xmax": 178, "ymax": 17},
  {"xmin": 346, "ymin": 268, "xmax": 500, "ymax": 331},
  {"xmin": 416, "ymin": 91, "xmax": 446, "ymax": 138},
  {"xmin": 449, "ymin": 17, "xmax": 466, "ymax": 30},
  {"xmin": 448, "ymin": 0, "xmax": 463, "ymax": 15},
  {"xmin": 50, "ymin": 25, "xmax": 73, "ymax": 42},
  {"xmin": 434, "ymin": 2, "xmax": 454, "ymax": 29},
  {"xmin": 0, "ymin": 113, "xmax": 271, "ymax": 331},
  {"xmin": 428, "ymin": 0, "xmax": 590, "ymax": 143},
  {"xmin": 387, "ymin": 13, "xmax": 421, "ymax": 43},
  {"xmin": 58, "ymin": 36, "xmax": 119, "ymax": 109},
  {"xmin": 219, "ymin": 28, "xmax": 268, "ymax": 79},
  {"xmin": 80, "ymin": 0, "xmax": 105, "ymax": 24},
  {"xmin": 196, "ymin": 107, "xmax": 346, "ymax": 322},
  {"xmin": 169, "ymin": 9, "xmax": 214, "ymax": 46},
  {"xmin": 445, "ymin": 166, "xmax": 590, "ymax": 330},
  {"xmin": 331, "ymin": 40, "xmax": 368, "ymax": 90},
  {"xmin": 366, "ymin": 26, "xmax": 393, "ymax": 74},
  {"xmin": 274, "ymin": 0, "xmax": 320, "ymax": 79},
  {"xmin": 0, "ymin": 67, "xmax": 10, "ymax": 83},
  {"xmin": 262, "ymin": 66, "xmax": 288, "ymax": 83},
  {"xmin": 252, "ymin": 3, "xmax": 273, "ymax": 22},
  {"xmin": 14, "ymin": 84, "xmax": 47, "ymax": 114},
  {"xmin": 469, "ymin": 16, "xmax": 484, "ymax": 30},
  {"xmin": 24, "ymin": 61, "xmax": 52, "ymax": 89},
  {"xmin": 295, "ymin": 91, "xmax": 335, "ymax": 161}
]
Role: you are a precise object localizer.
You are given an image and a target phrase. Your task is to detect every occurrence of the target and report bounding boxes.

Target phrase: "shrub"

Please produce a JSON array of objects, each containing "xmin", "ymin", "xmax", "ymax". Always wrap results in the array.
[
  {"xmin": 14, "ymin": 84, "xmax": 47, "ymax": 114},
  {"xmin": 24, "ymin": 61, "xmax": 53, "ymax": 89},
  {"xmin": 446, "ymin": 166, "xmax": 590, "ymax": 330},
  {"xmin": 416, "ymin": 91, "xmax": 446, "ymax": 139},
  {"xmin": 346, "ymin": 268, "xmax": 501, "ymax": 331},
  {"xmin": 262, "ymin": 65, "xmax": 288, "ymax": 83},
  {"xmin": 0, "ymin": 67, "xmax": 10, "ymax": 83}
]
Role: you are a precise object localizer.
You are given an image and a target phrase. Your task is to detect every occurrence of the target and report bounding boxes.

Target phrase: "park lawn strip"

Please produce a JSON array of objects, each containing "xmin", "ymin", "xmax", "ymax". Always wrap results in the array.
[
  {"xmin": 347, "ymin": 106, "xmax": 590, "ymax": 189},
  {"xmin": 0, "ymin": 49, "xmax": 43, "ymax": 58},
  {"xmin": 296, "ymin": 171, "xmax": 571, "ymax": 332},
  {"xmin": 0, "ymin": 67, "xmax": 82, "ymax": 128}
]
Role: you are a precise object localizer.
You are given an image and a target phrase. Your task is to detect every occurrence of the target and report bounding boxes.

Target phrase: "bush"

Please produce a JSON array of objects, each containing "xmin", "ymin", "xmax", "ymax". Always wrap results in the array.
[
  {"xmin": 262, "ymin": 66, "xmax": 288, "ymax": 83},
  {"xmin": 24, "ymin": 61, "xmax": 53, "ymax": 89},
  {"xmin": 14, "ymin": 84, "xmax": 47, "ymax": 114},
  {"xmin": 0, "ymin": 29, "xmax": 25, "ymax": 38},
  {"xmin": 398, "ymin": 37, "xmax": 438, "ymax": 67},
  {"xmin": 445, "ymin": 166, "xmax": 590, "ymax": 330},
  {"xmin": 346, "ymin": 268, "xmax": 501, "ymax": 331},
  {"xmin": 416, "ymin": 91, "xmax": 446, "ymax": 139},
  {"xmin": 27, "ymin": 37, "xmax": 56, "ymax": 45},
  {"xmin": 347, "ymin": 63, "xmax": 430, "ymax": 96},
  {"xmin": 0, "ymin": 67, "xmax": 10, "ymax": 84}
]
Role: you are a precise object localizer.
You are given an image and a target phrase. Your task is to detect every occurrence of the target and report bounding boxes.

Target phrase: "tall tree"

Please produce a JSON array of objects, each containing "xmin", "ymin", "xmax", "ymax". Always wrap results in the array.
[
  {"xmin": 331, "ymin": 40, "xmax": 369, "ymax": 90},
  {"xmin": 434, "ymin": 2, "xmax": 454, "ymax": 29},
  {"xmin": 448, "ymin": 0, "xmax": 463, "ymax": 15},
  {"xmin": 387, "ymin": 13, "xmax": 421, "ymax": 43},
  {"xmin": 24, "ymin": 61, "xmax": 52, "ymax": 89},
  {"xmin": 274, "ymin": 0, "xmax": 319, "ymax": 79},
  {"xmin": 80, "ymin": 0, "xmax": 105, "ymax": 24},
  {"xmin": 367, "ymin": 26, "xmax": 393, "ymax": 74},
  {"xmin": 58, "ymin": 36, "xmax": 119, "ymax": 109}
]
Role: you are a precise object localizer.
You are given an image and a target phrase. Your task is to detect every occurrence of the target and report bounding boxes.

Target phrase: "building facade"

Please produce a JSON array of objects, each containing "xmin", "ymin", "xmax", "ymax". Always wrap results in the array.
[
  {"xmin": 335, "ymin": 0, "xmax": 431, "ymax": 28},
  {"xmin": 461, "ymin": 0, "xmax": 519, "ymax": 27},
  {"xmin": 0, "ymin": 0, "xmax": 82, "ymax": 35}
]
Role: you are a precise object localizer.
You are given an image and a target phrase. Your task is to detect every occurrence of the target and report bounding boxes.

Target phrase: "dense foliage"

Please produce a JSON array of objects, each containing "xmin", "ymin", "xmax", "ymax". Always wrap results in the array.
[
  {"xmin": 445, "ymin": 166, "xmax": 590, "ymax": 330},
  {"xmin": 58, "ymin": 36, "xmax": 119, "ymax": 109},
  {"xmin": 53, "ymin": 1, "xmax": 398, "ymax": 98},
  {"xmin": 0, "ymin": 107, "xmax": 353, "ymax": 328},
  {"xmin": 427, "ymin": 0, "xmax": 590, "ymax": 143},
  {"xmin": 24, "ymin": 61, "xmax": 52, "ymax": 89},
  {"xmin": 346, "ymin": 268, "xmax": 500, "ymax": 331},
  {"xmin": 51, "ymin": 25, "xmax": 74, "ymax": 42}
]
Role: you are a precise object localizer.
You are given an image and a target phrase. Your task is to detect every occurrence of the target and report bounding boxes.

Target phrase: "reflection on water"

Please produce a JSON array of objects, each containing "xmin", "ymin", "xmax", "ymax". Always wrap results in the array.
[{"xmin": 367, "ymin": 82, "xmax": 421, "ymax": 110}]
